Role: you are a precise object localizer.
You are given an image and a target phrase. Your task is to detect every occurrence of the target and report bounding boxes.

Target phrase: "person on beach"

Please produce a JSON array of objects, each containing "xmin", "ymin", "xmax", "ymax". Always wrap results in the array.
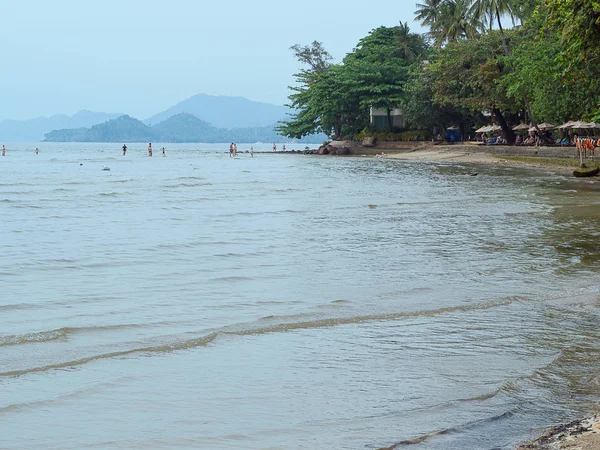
[
  {"xmin": 229, "ymin": 143, "xmax": 234, "ymax": 157},
  {"xmin": 2, "ymin": 145, "xmax": 5, "ymax": 156},
  {"xmin": 233, "ymin": 143, "xmax": 237, "ymax": 157},
  {"xmin": 148, "ymin": 143, "xmax": 152, "ymax": 157},
  {"xmin": 35, "ymin": 147, "xmax": 39, "ymax": 155},
  {"xmin": 162, "ymin": 147, "xmax": 166, "ymax": 156},
  {"xmin": 250, "ymin": 146, "xmax": 254, "ymax": 158},
  {"xmin": 122, "ymin": 144, "xmax": 127, "ymax": 156},
  {"xmin": 273, "ymin": 143, "xmax": 277, "ymax": 152}
]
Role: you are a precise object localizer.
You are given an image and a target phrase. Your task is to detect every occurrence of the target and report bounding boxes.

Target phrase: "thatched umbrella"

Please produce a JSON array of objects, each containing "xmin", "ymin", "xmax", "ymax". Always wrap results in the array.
[{"xmin": 512, "ymin": 123, "xmax": 531, "ymax": 131}]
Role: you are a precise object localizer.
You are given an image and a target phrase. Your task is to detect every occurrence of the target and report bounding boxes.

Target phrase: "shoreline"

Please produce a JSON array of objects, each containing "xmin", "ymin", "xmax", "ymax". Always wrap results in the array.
[
  {"xmin": 309, "ymin": 141, "xmax": 589, "ymax": 176},
  {"xmin": 516, "ymin": 415, "xmax": 600, "ymax": 449}
]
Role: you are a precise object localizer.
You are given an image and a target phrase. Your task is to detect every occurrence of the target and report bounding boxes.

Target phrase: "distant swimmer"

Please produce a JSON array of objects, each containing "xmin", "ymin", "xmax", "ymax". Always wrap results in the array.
[
  {"xmin": 148, "ymin": 143, "xmax": 152, "ymax": 157},
  {"xmin": 229, "ymin": 143, "xmax": 234, "ymax": 158},
  {"xmin": 250, "ymin": 146, "xmax": 254, "ymax": 158},
  {"xmin": 273, "ymin": 143, "xmax": 277, "ymax": 152},
  {"xmin": 35, "ymin": 147, "xmax": 39, "ymax": 155},
  {"xmin": 162, "ymin": 147, "xmax": 166, "ymax": 156},
  {"xmin": 2, "ymin": 145, "xmax": 5, "ymax": 156},
  {"xmin": 122, "ymin": 144, "xmax": 127, "ymax": 156}
]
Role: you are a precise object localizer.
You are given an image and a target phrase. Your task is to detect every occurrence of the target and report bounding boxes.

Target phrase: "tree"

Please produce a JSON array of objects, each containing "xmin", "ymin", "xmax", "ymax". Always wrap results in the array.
[
  {"xmin": 344, "ymin": 25, "xmax": 424, "ymax": 131},
  {"xmin": 427, "ymin": 30, "xmax": 521, "ymax": 143},
  {"xmin": 289, "ymin": 41, "xmax": 333, "ymax": 74}
]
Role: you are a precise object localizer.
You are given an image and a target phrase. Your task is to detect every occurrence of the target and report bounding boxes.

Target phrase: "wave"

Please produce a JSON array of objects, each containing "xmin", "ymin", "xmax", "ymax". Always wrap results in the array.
[
  {"xmin": 0, "ymin": 328, "xmax": 70, "ymax": 346},
  {"xmin": 0, "ymin": 333, "xmax": 218, "ymax": 378},
  {"xmin": 383, "ymin": 409, "xmax": 515, "ymax": 448},
  {"xmin": 0, "ymin": 298, "xmax": 513, "ymax": 378},
  {"xmin": 0, "ymin": 323, "xmax": 163, "ymax": 347}
]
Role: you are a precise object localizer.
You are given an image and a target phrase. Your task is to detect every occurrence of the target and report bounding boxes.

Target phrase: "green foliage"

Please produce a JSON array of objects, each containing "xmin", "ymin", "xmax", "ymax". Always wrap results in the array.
[{"xmin": 278, "ymin": 25, "xmax": 427, "ymax": 140}]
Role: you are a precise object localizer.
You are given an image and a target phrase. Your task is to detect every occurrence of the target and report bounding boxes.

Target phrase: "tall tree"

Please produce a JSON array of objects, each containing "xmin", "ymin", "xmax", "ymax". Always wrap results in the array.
[{"xmin": 428, "ymin": 30, "xmax": 521, "ymax": 143}]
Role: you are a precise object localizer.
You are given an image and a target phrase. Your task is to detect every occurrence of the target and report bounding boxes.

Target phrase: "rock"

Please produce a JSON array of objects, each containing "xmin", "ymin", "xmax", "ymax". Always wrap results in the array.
[
  {"xmin": 337, "ymin": 147, "xmax": 351, "ymax": 155},
  {"xmin": 318, "ymin": 146, "xmax": 330, "ymax": 155},
  {"xmin": 362, "ymin": 136, "xmax": 377, "ymax": 147}
]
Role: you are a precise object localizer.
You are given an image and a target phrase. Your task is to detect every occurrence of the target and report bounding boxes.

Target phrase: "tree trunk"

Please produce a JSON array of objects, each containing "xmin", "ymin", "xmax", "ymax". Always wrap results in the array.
[
  {"xmin": 492, "ymin": 107, "xmax": 516, "ymax": 145},
  {"xmin": 496, "ymin": 9, "xmax": 509, "ymax": 56}
]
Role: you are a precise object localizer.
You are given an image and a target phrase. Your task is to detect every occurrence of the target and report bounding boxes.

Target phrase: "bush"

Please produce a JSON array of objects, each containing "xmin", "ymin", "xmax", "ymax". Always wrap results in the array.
[{"xmin": 353, "ymin": 130, "xmax": 427, "ymax": 142}]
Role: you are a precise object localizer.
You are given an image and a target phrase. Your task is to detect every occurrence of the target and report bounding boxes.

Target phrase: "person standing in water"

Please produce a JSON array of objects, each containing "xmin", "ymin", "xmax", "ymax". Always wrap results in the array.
[
  {"xmin": 250, "ymin": 146, "xmax": 254, "ymax": 158},
  {"xmin": 233, "ymin": 143, "xmax": 237, "ymax": 157},
  {"xmin": 282, "ymin": 144, "xmax": 286, "ymax": 152},
  {"xmin": 2, "ymin": 145, "xmax": 5, "ymax": 156},
  {"xmin": 229, "ymin": 143, "xmax": 234, "ymax": 158},
  {"xmin": 273, "ymin": 143, "xmax": 277, "ymax": 152},
  {"xmin": 148, "ymin": 143, "xmax": 152, "ymax": 157},
  {"xmin": 162, "ymin": 147, "xmax": 166, "ymax": 156},
  {"xmin": 35, "ymin": 147, "xmax": 39, "ymax": 155},
  {"xmin": 122, "ymin": 144, "xmax": 127, "ymax": 156}
]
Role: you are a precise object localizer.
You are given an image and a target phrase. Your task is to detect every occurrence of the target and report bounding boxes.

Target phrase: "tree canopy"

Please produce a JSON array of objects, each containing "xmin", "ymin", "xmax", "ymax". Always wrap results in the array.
[{"xmin": 278, "ymin": 0, "xmax": 600, "ymax": 143}]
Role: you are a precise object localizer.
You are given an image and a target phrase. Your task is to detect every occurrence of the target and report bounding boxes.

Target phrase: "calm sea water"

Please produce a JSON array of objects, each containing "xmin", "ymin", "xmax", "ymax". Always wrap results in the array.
[{"xmin": 2, "ymin": 142, "xmax": 600, "ymax": 449}]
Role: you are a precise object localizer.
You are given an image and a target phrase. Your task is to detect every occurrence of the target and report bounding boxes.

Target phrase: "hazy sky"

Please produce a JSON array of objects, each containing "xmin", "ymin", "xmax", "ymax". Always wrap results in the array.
[{"xmin": 1, "ymin": 0, "xmax": 424, "ymax": 121}]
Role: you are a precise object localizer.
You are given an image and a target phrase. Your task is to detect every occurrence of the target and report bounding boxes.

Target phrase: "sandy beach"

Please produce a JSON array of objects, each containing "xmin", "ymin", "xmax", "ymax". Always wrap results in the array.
[
  {"xmin": 516, "ymin": 416, "xmax": 600, "ymax": 449},
  {"xmin": 354, "ymin": 142, "xmax": 582, "ymax": 175}
]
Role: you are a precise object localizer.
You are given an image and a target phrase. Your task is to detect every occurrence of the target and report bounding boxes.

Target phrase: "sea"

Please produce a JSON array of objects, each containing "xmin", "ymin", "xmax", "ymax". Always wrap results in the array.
[{"xmin": 2, "ymin": 142, "xmax": 600, "ymax": 449}]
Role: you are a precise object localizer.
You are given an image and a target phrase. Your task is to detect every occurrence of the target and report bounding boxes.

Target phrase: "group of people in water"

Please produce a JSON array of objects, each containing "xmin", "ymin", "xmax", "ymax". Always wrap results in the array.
[
  {"xmin": 121, "ymin": 143, "xmax": 166, "ymax": 157},
  {"xmin": 1, "ymin": 143, "xmax": 304, "ymax": 158},
  {"xmin": 1, "ymin": 145, "xmax": 40, "ymax": 156},
  {"xmin": 230, "ymin": 143, "xmax": 259, "ymax": 158}
]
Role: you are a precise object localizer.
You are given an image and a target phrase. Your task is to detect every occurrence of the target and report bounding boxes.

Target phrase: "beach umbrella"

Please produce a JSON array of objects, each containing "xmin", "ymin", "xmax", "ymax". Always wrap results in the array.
[
  {"xmin": 558, "ymin": 121, "xmax": 577, "ymax": 129},
  {"xmin": 475, "ymin": 125, "xmax": 491, "ymax": 133},
  {"xmin": 512, "ymin": 123, "xmax": 530, "ymax": 131},
  {"xmin": 537, "ymin": 122, "xmax": 556, "ymax": 130},
  {"xmin": 490, "ymin": 125, "xmax": 502, "ymax": 131}
]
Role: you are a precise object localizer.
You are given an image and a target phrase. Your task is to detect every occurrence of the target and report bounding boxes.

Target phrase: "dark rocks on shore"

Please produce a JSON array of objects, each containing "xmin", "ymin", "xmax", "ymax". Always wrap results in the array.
[
  {"xmin": 362, "ymin": 136, "xmax": 377, "ymax": 147},
  {"xmin": 314, "ymin": 143, "xmax": 352, "ymax": 156}
]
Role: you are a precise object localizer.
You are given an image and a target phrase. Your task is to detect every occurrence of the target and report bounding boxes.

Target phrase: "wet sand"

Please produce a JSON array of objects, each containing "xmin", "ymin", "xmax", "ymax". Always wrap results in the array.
[
  {"xmin": 376, "ymin": 144, "xmax": 579, "ymax": 175},
  {"xmin": 516, "ymin": 416, "xmax": 600, "ymax": 449}
]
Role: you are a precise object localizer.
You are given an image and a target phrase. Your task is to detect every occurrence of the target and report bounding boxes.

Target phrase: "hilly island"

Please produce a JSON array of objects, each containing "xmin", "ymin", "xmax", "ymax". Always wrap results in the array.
[
  {"xmin": 2, "ymin": 94, "xmax": 324, "ymax": 143},
  {"xmin": 42, "ymin": 113, "xmax": 313, "ymax": 143}
]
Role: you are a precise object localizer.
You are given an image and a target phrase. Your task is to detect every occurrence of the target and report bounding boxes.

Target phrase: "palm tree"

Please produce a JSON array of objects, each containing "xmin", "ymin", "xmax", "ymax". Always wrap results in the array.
[
  {"xmin": 435, "ymin": 0, "xmax": 483, "ymax": 45},
  {"xmin": 469, "ymin": 0, "xmax": 515, "ymax": 53},
  {"xmin": 395, "ymin": 22, "xmax": 427, "ymax": 61},
  {"xmin": 415, "ymin": 0, "xmax": 443, "ymax": 30}
]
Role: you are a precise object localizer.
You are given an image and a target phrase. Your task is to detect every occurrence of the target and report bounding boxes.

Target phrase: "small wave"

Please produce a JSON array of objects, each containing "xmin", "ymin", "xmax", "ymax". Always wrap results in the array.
[
  {"xmin": 226, "ymin": 298, "xmax": 514, "ymax": 336},
  {"xmin": 98, "ymin": 192, "xmax": 119, "ymax": 197},
  {"xmin": 164, "ymin": 182, "xmax": 212, "ymax": 188},
  {"xmin": 0, "ymin": 328, "xmax": 70, "ymax": 346},
  {"xmin": 0, "ymin": 323, "xmax": 158, "ymax": 347},
  {"xmin": 211, "ymin": 276, "xmax": 253, "ymax": 282},
  {"xmin": 0, "ymin": 332, "xmax": 218, "ymax": 378}
]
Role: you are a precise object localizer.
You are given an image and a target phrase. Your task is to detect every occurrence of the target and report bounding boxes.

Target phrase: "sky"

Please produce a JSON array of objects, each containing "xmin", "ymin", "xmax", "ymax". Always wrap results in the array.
[{"xmin": 1, "ymin": 0, "xmax": 424, "ymax": 121}]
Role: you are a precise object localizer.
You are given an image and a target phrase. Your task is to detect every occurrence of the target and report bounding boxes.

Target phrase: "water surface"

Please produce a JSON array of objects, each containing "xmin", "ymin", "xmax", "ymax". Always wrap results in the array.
[{"xmin": 2, "ymin": 143, "xmax": 600, "ymax": 449}]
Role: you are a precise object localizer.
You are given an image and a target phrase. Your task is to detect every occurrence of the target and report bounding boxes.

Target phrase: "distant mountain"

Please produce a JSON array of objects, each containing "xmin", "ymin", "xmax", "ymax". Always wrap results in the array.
[
  {"xmin": 44, "ymin": 113, "xmax": 324, "ymax": 143},
  {"xmin": 145, "ymin": 94, "xmax": 290, "ymax": 129},
  {"xmin": 151, "ymin": 113, "xmax": 217, "ymax": 142},
  {"xmin": 45, "ymin": 115, "xmax": 156, "ymax": 142},
  {"xmin": 0, "ymin": 110, "xmax": 122, "ymax": 142}
]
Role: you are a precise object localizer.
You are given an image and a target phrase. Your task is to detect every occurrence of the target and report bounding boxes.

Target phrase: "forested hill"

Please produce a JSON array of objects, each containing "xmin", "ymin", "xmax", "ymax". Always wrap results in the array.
[{"xmin": 43, "ymin": 113, "xmax": 324, "ymax": 143}]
